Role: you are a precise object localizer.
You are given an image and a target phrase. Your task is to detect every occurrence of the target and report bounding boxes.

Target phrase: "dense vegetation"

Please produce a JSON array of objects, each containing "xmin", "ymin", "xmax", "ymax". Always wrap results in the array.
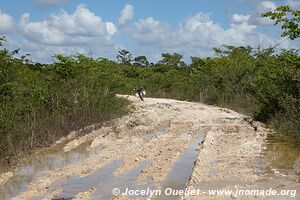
[
  {"xmin": 112, "ymin": 46, "xmax": 299, "ymax": 141},
  {"xmin": 0, "ymin": 6, "xmax": 299, "ymax": 165},
  {"xmin": 0, "ymin": 36, "xmax": 130, "ymax": 165}
]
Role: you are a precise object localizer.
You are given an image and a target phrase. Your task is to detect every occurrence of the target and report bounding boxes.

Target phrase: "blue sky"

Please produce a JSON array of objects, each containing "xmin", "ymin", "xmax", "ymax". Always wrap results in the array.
[{"xmin": 0, "ymin": 0, "xmax": 299, "ymax": 62}]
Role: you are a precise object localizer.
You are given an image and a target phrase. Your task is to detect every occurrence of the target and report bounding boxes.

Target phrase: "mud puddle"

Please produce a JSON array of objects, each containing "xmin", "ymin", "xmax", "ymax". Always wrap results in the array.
[
  {"xmin": 0, "ymin": 142, "xmax": 104, "ymax": 200},
  {"xmin": 47, "ymin": 158, "xmax": 154, "ymax": 200},
  {"xmin": 259, "ymin": 134, "xmax": 300, "ymax": 181},
  {"xmin": 158, "ymin": 132, "xmax": 205, "ymax": 200}
]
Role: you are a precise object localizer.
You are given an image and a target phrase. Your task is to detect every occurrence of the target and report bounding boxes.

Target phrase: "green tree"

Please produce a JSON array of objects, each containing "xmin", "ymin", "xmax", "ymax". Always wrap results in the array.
[
  {"xmin": 262, "ymin": 6, "xmax": 300, "ymax": 40},
  {"xmin": 0, "ymin": 36, "xmax": 5, "ymax": 46},
  {"xmin": 159, "ymin": 53, "xmax": 185, "ymax": 67},
  {"xmin": 117, "ymin": 49, "xmax": 133, "ymax": 65},
  {"xmin": 133, "ymin": 56, "xmax": 150, "ymax": 67}
]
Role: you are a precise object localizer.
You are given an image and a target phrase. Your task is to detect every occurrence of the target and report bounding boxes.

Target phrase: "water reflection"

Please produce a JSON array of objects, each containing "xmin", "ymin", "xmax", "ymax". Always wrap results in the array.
[
  {"xmin": 260, "ymin": 133, "xmax": 300, "ymax": 182},
  {"xmin": 0, "ymin": 141, "xmax": 104, "ymax": 200},
  {"xmin": 159, "ymin": 132, "xmax": 205, "ymax": 200},
  {"xmin": 47, "ymin": 159, "xmax": 154, "ymax": 200}
]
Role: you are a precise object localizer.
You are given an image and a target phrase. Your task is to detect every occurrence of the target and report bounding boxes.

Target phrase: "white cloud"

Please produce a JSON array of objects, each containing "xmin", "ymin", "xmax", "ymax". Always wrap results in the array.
[
  {"xmin": 184, "ymin": 12, "xmax": 259, "ymax": 47},
  {"xmin": 0, "ymin": 4, "xmax": 119, "ymax": 62},
  {"xmin": 105, "ymin": 22, "xmax": 117, "ymax": 36},
  {"xmin": 179, "ymin": 13, "xmax": 226, "ymax": 46},
  {"xmin": 257, "ymin": 1, "xmax": 277, "ymax": 13},
  {"xmin": 183, "ymin": 13, "xmax": 216, "ymax": 32},
  {"xmin": 34, "ymin": 0, "xmax": 69, "ymax": 9},
  {"xmin": 286, "ymin": 0, "xmax": 300, "ymax": 9},
  {"xmin": 129, "ymin": 17, "xmax": 172, "ymax": 45},
  {"xmin": 119, "ymin": 4, "xmax": 134, "ymax": 24},
  {"xmin": 0, "ymin": 11, "xmax": 15, "ymax": 33},
  {"xmin": 19, "ymin": 4, "xmax": 117, "ymax": 46},
  {"xmin": 231, "ymin": 14, "xmax": 251, "ymax": 23},
  {"xmin": 252, "ymin": 1, "xmax": 277, "ymax": 25},
  {"xmin": 122, "ymin": 11, "xmax": 281, "ymax": 62},
  {"xmin": 125, "ymin": 12, "xmax": 261, "ymax": 48},
  {"xmin": 1, "ymin": 3, "xmax": 299, "ymax": 63}
]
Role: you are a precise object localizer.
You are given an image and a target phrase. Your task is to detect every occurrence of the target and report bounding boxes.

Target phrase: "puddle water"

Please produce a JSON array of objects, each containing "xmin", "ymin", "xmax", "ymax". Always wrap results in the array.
[
  {"xmin": 158, "ymin": 132, "xmax": 205, "ymax": 200},
  {"xmin": 243, "ymin": 133, "xmax": 300, "ymax": 199},
  {"xmin": 47, "ymin": 158, "xmax": 155, "ymax": 200},
  {"xmin": 258, "ymin": 134, "xmax": 300, "ymax": 181},
  {"xmin": 0, "ymin": 141, "xmax": 104, "ymax": 200}
]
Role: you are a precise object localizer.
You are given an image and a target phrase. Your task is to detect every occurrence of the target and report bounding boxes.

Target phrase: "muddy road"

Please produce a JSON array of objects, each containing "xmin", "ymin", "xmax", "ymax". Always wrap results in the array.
[{"xmin": 1, "ymin": 95, "xmax": 299, "ymax": 199}]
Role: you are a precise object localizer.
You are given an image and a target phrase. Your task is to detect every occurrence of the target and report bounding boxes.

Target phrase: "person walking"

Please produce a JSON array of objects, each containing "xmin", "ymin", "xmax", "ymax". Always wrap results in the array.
[{"xmin": 133, "ymin": 87, "xmax": 146, "ymax": 101}]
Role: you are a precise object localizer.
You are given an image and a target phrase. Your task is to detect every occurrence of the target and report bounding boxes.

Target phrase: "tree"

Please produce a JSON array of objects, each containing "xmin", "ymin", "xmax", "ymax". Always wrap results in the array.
[
  {"xmin": 0, "ymin": 36, "xmax": 5, "ymax": 46},
  {"xmin": 158, "ymin": 53, "xmax": 185, "ymax": 67},
  {"xmin": 117, "ymin": 49, "xmax": 133, "ymax": 65},
  {"xmin": 262, "ymin": 6, "xmax": 300, "ymax": 40},
  {"xmin": 133, "ymin": 56, "xmax": 150, "ymax": 67}
]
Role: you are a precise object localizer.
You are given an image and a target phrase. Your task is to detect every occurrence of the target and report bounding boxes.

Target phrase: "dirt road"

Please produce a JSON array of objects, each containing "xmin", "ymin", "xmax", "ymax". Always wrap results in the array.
[{"xmin": 1, "ymin": 95, "xmax": 299, "ymax": 200}]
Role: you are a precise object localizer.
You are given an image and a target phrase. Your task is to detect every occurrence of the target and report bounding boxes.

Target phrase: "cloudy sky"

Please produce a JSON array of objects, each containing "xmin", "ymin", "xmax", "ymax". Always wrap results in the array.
[{"xmin": 0, "ymin": 0, "xmax": 299, "ymax": 63}]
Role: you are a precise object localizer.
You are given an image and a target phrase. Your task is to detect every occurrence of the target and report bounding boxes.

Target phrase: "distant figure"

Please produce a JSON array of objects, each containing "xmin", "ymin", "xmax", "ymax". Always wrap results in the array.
[{"xmin": 133, "ymin": 87, "xmax": 146, "ymax": 101}]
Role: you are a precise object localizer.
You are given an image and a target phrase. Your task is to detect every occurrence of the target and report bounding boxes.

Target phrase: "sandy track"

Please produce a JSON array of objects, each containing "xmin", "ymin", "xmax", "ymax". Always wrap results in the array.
[{"xmin": 3, "ymin": 95, "xmax": 294, "ymax": 200}]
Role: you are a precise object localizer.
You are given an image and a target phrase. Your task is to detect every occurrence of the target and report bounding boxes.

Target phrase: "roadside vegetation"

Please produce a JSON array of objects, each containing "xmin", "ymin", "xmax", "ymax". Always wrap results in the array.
[
  {"xmin": 113, "ymin": 46, "xmax": 299, "ymax": 141},
  {"xmin": 0, "ymin": 6, "xmax": 299, "ymax": 165},
  {"xmin": 0, "ymin": 37, "xmax": 130, "ymax": 166}
]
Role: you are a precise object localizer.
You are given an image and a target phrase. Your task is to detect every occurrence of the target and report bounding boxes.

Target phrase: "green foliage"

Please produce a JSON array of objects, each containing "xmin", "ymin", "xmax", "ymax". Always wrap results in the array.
[
  {"xmin": 0, "ymin": 42, "xmax": 130, "ymax": 165},
  {"xmin": 262, "ymin": 6, "xmax": 300, "ymax": 40},
  {"xmin": 251, "ymin": 49, "xmax": 300, "ymax": 138},
  {"xmin": 0, "ymin": 36, "xmax": 5, "ymax": 46},
  {"xmin": 117, "ymin": 49, "xmax": 133, "ymax": 65},
  {"xmin": 192, "ymin": 46, "xmax": 299, "ymax": 140},
  {"xmin": 0, "ymin": 33, "xmax": 299, "ymax": 164},
  {"xmin": 133, "ymin": 56, "xmax": 150, "ymax": 67},
  {"xmin": 159, "ymin": 53, "xmax": 186, "ymax": 67}
]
